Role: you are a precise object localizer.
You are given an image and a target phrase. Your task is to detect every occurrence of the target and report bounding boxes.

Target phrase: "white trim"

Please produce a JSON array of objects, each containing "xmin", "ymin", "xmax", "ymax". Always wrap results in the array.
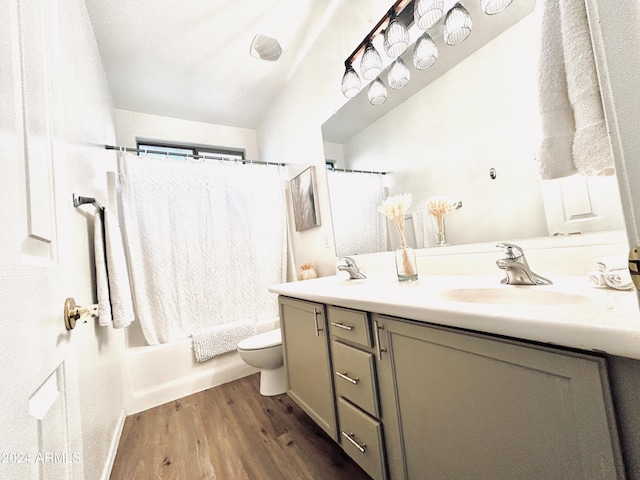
[{"xmin": 101, "ymin": 409, "xmax": 126, "ymax": 480}]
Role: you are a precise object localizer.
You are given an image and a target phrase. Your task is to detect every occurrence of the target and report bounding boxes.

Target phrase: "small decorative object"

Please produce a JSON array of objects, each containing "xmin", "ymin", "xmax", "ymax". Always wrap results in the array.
[
  {"xmin": 291, "ymin": 166, "xmax": 321, "ymax": 231},
  {"xmin": 378, "ymin": 193, "xmax": 418, "ymax": 282},
  {"xmin": 426, "ymin": 196, "xmax": 456, "ymax": 246},
  {"xmin": 298, "ymin": 262, "xmax": 318, "ymax": 281}
]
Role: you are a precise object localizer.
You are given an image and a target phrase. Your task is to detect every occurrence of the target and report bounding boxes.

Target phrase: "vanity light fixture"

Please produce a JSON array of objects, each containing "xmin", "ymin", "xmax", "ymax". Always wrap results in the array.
[
  {"xmin": 388, "ymin": 57, "xmax": 411, "ymax": 89},
  {"xmin": 384, "ymin": 9, "xmax": 410, "ymax": 57},
  {"xmin": 341, "ymin": 62, "xmax": 362, "ymax": 98},
  {"xmin": 413, "ymin": 32, "xmax": 438, "ymax": 69},
  {"xmin": 414, "ymin": 0, "xmax": 444, "ymax": 30},
  {"xmin": 481, "ymin": 0, "xmax": 513, "ymax": 15},
  {"xmin": 360, "ymin": 41, "xmax": 384, "ymax": 80},
  {"xmin": 443, "ymin": 3, "xmax": 473, "ymax": 45},
  {"xmin": 341, "ymin": 0, "xmax": 510, "ymax": 104},
  {"xmin": 368, "ymin": 77, "xmax": 388, "ymax": 105}
]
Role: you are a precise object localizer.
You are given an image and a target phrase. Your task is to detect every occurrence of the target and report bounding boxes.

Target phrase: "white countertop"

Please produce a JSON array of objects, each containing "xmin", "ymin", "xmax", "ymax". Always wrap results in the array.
[{"xmin": 269, "ymin": 273, "xmax": 640, "ymax": 360}]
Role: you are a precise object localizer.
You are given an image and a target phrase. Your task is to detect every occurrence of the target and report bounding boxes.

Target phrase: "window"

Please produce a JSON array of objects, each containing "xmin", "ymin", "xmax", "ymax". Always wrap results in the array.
[{"xmin": 137, "ymin": 141, "xmax": 245, "ymax": 162}]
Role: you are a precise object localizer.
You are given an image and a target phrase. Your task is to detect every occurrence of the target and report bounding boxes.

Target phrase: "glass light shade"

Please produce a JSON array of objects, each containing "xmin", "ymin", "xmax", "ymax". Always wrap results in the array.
[
  {"xmin": 481, "ymin": 0, "xmax": 513, "ymax": 15},
  {"xmin": 341, "ymin": 64, "xmax": 361, "ymax": 98},
  {"xmin": 368, "ymin": 78, "xmax": 387, "ymax": 105},
  {"xmin": 443, "ymin": 3, "xmax": 472, "ymax": 46},
  {"xmin": 384, "ymin": 15, "xmax": 409, "ymax": 57},
  {"xmin": 414, "ymin": 0, "xmax": 444, "ymax": 30},
  {"xmin": 388, "ymin": 58, "xmax": 410, "ymax": 89},
  {"xmin": 360, "ymin": 42, "xmax": 383, "ymax": 81},
  {"xmin": 413, "ymin": 32, "xmax": 438, "ymax": 70}
]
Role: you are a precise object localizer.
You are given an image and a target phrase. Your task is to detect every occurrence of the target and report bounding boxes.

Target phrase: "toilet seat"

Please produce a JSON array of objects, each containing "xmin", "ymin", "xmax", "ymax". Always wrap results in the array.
[{"xmin": 237, "ymin": 328, "xmax": 281, "ymax": 351}]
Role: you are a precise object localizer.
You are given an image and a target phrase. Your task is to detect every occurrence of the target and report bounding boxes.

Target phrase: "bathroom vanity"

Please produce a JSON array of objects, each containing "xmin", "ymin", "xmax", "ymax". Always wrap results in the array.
[{"xmin": 273, "ymin": 274, "xmax": 640, "ymax": 480}]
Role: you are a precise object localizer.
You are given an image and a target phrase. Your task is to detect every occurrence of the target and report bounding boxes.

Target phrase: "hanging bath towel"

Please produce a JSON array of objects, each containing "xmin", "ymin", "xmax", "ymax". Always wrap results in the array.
[
  {"xmin": 535, "ymin": 0, "xmax": 614, "ymax": 178},
  {"xmin": 559, "ymin": 0, "xmax": 614, "ymax": 176},
  {"xmin": 94, "ymin": 208, "xmax": 135, "ymax": 328}
]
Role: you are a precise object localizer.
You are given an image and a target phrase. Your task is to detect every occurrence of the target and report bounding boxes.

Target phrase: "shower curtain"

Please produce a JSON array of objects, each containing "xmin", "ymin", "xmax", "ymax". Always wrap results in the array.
[
  {"xmin": 327, "ymin": 170, "xmax": 386, "ymax": 256},
  {"xmin": 118, "ymin": 151, "xmax": 286, "ymax": 345}
]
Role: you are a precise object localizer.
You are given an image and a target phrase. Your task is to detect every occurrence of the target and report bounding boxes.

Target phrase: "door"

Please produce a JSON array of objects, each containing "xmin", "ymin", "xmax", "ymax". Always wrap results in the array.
[
  {"xmin": 586, "ymin": 1, "xmax": 640, "ymax": 303},
  {"xmin": 375, "ymin": 315, "xmax": 624, "ymax": 480},
  {"xmin": 279, "ymin": 296, "xmax": 337, "ymax": 440},
  {"xmin": 0, "ymin": 0, "xmax": 82, "ymax": 478}
]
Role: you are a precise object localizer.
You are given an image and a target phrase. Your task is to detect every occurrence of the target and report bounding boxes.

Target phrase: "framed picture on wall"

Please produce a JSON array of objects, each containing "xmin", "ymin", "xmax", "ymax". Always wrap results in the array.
[{"xmin": 291, "ymin": 166, "xmax": 321, "ymax": 231}]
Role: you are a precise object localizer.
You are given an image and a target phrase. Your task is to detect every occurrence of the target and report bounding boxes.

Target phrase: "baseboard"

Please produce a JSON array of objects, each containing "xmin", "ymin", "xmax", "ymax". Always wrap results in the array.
[{"xmin": 101, "ymin": 408, "xmax": 126, "ymax": 480}]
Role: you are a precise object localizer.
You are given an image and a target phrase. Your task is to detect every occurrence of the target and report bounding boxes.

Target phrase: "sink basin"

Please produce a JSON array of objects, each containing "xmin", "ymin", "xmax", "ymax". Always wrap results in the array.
[{"xmin": 434, "ymin": 287, "xmax": 592, "ymax": 305}]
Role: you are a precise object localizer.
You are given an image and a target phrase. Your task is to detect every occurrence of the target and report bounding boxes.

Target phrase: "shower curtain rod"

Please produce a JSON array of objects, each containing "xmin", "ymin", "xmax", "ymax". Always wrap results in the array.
[
  {"xmin": 330, "ymin": 167, "xmax": 388, "ymax": 175},
  {"xmin": 104, "ymin": 145, "xmax": 286, "ymax": 167}
]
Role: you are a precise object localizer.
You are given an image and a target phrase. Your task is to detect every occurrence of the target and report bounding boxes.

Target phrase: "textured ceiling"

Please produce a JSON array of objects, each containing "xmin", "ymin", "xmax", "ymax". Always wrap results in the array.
[{"xmin": 84, "ymin": 0, "xmax": 337, "ymax": 129}]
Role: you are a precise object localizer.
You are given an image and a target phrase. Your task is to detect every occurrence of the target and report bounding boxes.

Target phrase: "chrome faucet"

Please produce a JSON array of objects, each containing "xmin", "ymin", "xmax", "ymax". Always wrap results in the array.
[
  {"xmin": 337, "ymin": 257, "xmax": 366, "ymax": 279},
  {"xmin": 496, "ymin": 243, "xmax": 552, "ymax": 285}
]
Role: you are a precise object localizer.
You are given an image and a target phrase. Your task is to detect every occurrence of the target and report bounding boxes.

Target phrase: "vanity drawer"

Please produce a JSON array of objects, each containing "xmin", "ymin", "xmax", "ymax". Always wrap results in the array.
[
  {"xmin": 338, "ymin": 397, "xmax": 386, "ymax": 480},
  {"xmin": 332, "ymin": 340, "xmax": 379, "ymax": 417},
  {"xmin": 328, "ymin": 306, "xmax": 371, "ymax": 347}
]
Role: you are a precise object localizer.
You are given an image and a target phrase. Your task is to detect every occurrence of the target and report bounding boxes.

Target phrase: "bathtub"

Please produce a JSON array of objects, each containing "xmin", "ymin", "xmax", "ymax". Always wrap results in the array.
[{"xmin": 123, "ymin": 318, "xmax": 280, "ymax": 414}]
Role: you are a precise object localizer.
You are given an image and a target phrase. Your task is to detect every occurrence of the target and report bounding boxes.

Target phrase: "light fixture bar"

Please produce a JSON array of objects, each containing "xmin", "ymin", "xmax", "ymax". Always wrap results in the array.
[{"xmin": 344, "ymin": 0, "xmax": 413, "ymax": 67}]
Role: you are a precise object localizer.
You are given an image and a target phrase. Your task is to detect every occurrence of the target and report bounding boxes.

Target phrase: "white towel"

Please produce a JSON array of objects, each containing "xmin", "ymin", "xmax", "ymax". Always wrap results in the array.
[
  {"xmin": 94, "ymin": 211, "xmax": 112, "ymax": 326},
  {"xmin": 94, "ymin": 209, "xmax": 135, "ymax": 328},
  {"xmin": 192, "ymin": 320, "xmax": 258, "ymax": 363},
  {"xmin": 535, "ymin": 0, "xmax": 614, "ymax": 179},
  {"xmin": 559, "ymin": 0, "xmax": 614, "ymax": 177},
  {"xmin": 535, "ymin": 0, "xmax": 577, "ymax": 180},
  {"xmin": 603, "ymin": 269, "xmax": 634, "ymax": 291},
  {"xmin": 593, "ymin": 256, "xmax": 628, "ymax": 272},
  {"xmin": 587, "ymin": 270, "xmax": 606, "ymax": 288}
]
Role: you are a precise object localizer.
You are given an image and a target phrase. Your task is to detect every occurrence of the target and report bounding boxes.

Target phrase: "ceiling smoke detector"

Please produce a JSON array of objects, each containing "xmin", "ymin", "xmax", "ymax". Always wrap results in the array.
[{"xmin": 250, "ymin": 34, "xmax": 282, "ymax": 61}]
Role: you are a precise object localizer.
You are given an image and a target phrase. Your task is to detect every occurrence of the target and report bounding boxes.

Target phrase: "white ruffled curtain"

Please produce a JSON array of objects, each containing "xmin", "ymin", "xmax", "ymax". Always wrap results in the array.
[
  {"xmin": 327, "ymin": 170, "xmax": 386, "ymax": 256},
  {"xmin": 118, "ymin": 151, "xmax": 286, "ymax": 345}
]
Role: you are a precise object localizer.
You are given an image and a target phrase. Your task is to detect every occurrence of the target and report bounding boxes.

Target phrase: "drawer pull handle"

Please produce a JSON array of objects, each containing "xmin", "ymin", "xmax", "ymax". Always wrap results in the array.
[
  {"xmin": 331, "ymin": 322, "xmax": 354, "ymax": 331},
  {"xmin": 342, "ymin": 431, "xmax": 367, "ymax": 453},
  {"xmin": 313, "ymin": 308, "xmax": 323, "ymax": 337},
  {"xmin": 373, "ymin": 320, "xmax": 387, "ymax": 360},
  {"xmin": 335, "ymin": 371, "xmax": 359, "ymax": 384}
]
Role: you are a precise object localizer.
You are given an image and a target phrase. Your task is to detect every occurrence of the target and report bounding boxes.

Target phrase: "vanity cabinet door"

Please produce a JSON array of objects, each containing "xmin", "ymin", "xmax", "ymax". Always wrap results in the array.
[
  {"xmin": 279, "ymin": 296, "xmax": 337, "ymax": 440},
  {"xmin": 374, "ymin": 315, "xmax": 624, "ymax": 480}
]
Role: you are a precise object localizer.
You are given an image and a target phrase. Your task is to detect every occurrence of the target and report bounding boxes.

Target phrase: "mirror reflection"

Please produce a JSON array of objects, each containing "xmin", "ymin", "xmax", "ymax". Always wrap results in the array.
[{"xmin": 323, "ymin": 0, "xmax": 625, "ymax": 257}]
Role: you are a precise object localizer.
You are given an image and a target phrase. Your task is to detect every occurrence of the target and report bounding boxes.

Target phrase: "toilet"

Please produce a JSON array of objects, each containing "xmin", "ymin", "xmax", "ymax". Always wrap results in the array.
[{"xmin": 237, "ymin": 328, "xmax": 286, "ymax": 396}]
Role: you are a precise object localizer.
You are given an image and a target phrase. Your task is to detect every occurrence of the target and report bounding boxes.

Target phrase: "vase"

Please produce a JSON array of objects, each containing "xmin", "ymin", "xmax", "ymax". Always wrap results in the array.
[
  {"xmin": 395, "ymin": 244, "xmax": 418, "ymax": 282},
  {"xmin": 435, "ymin": 215, "xmax": 449, "ymax": 246}
]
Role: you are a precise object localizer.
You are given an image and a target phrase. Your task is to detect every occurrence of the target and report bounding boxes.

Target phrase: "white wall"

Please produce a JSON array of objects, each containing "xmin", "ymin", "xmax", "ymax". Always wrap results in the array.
[
  {"xmin": 256, "ymin": 0, "xmax": 395, "ymax": 277},
  {"xmin": 115, "ymin": 109, "xmax": 259, "ymax": 160},
  {"xmin": 342, "ymin": 15, "xmax": 548, "ymax": 246}
]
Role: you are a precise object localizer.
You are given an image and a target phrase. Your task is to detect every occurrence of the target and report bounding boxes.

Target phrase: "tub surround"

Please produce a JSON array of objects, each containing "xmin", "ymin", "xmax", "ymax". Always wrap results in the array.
[{"xmin": 123, "ymin": 318, "xmax": 280, "ymax": 414}]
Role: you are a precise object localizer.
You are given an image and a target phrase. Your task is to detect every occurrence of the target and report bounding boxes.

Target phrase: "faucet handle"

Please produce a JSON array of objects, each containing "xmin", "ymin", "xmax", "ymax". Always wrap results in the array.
[
  {"xmin": 339, "ymin": 256, "xmax": 356, "ymax": 267},
  {"xmin": 496, "ymin": 243, "xmax": 524, "ymax": 259}
]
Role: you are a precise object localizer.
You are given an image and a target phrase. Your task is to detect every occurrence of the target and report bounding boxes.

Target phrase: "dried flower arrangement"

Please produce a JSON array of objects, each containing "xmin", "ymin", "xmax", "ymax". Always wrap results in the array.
[
  {"xmin": 426, "ymin": 196, "xmax": 456, "ymax": 246},
  {"xmin": 378, "ymin": 193, "xmax": 416, "ymax": 278}
]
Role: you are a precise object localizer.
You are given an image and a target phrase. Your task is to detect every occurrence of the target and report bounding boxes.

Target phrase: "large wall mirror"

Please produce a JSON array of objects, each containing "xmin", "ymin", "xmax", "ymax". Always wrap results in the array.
[{"xmin": 322, "ymin": 0, "xmax": 625, "ymax": 257}]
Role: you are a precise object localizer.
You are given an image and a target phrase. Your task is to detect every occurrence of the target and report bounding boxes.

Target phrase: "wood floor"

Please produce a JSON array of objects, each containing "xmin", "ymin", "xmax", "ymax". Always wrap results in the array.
[{"xmin": 110, "ymin": 373, "xmax": 371, "ymax": 480}]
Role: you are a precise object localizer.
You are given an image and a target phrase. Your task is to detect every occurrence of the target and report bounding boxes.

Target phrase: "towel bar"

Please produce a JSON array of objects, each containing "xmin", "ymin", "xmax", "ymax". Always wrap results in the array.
[
  {"xmin": 64, "ymin": 297, "xmax": 98, "ymax": 330},
  {"xmin": 73, "ymin": 193, "xmax": 104, "ymax": 211}
]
